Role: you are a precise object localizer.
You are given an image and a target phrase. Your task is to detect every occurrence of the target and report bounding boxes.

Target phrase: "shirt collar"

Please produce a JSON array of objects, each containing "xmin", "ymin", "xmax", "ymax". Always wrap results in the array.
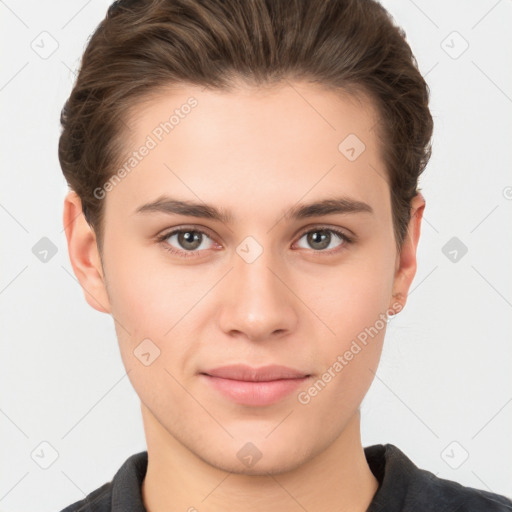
[{"xmin": 111, "ymin": 450, "xmax": 148, "ymax": 511}]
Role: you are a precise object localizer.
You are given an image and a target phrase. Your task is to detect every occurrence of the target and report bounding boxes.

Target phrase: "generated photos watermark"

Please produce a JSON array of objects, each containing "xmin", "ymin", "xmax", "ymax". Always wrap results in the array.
[
  {"xmin": 297, "ymin": 301, "xmax": 403, "ymax": 405},
  {"xmin": 93, "ymin": 96, "xmax": 198, "ymax": 200}
]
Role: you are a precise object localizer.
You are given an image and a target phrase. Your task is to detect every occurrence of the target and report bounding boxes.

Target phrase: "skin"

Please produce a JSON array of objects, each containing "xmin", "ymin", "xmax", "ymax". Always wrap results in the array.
[{"xmin": 63, "ymin": 81, "xmax": 424, "ymax": 512}]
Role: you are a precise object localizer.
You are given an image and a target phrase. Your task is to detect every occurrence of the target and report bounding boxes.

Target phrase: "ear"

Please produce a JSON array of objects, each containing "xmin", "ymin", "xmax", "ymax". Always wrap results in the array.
[
  {"xmin": 389, "ymin": 192, "xmax": 425, "ymax": 313},
  {"xmin": 62, "ymin": 190, "xmax": 111, "ymax": 314}
]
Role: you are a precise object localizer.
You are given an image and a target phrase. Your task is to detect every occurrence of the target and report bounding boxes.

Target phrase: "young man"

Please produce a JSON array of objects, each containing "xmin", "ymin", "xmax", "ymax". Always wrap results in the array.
[{"xmin": 58, "ymin": 0, "xmax": 512, "ymax": 510}]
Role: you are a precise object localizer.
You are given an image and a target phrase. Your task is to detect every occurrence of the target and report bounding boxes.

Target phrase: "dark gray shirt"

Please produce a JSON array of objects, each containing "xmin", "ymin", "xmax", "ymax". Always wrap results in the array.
[{"xmin": 59, "ymin": 444, "xmax": 512, "ymax": 511}]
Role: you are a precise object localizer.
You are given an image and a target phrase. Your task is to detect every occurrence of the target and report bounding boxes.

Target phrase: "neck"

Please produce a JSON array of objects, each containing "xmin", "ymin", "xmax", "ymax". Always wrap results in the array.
[{"xmin": 141, "ymin": 406, "xmax": 378, "ymax": 512}]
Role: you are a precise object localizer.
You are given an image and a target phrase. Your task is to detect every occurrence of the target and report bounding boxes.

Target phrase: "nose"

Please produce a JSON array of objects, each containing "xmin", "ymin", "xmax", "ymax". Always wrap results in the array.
[{"xmin": 217, "ymin": 245, "xmax": 298, "ymax": 342}]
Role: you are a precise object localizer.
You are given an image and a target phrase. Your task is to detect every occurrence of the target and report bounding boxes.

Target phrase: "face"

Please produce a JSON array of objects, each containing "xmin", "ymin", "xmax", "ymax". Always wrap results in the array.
[{"xmin": 65, "ymin": 81, "xmax": 423, "ymax": 475}]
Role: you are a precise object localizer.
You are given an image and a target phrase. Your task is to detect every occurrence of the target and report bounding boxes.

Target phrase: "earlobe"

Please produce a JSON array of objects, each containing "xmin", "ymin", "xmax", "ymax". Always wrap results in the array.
[
  {"xmin": 389, "ymin": 193, "xmax": 425, "ymax": 313},
  {"xmin": 62, "ymin": 191, "xmax": 111, "ymax": 314}
]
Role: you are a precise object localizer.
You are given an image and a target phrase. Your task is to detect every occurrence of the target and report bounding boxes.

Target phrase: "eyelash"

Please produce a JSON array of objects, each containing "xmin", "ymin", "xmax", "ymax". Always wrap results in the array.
[{"xmin": 156, "ymin": 225, "xmax": 354, "ymax": 259}]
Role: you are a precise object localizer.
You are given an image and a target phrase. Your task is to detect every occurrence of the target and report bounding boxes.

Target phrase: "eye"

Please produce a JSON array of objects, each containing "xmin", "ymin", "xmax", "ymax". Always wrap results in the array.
[
  {"xmin": 156, "ymin": 225, "xmax": 353, "ymax": 259},
  {"xmin": 157, "ymin": 228, "xmax": 216, "ymax": 258},
  {"xmin": 295, "ymin": 227, "xmax": 352, "ymax": 253}
]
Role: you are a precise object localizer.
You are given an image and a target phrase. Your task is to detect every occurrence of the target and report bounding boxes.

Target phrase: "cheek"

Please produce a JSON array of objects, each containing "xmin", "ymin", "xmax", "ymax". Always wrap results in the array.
[
  {"xmin": 103, "ymin": 242, "xmax": 222, "ymax": 387},
  {"xmin": 310, "ymin": 252, "xmax": 395, "ymax": 342},
  {"xmin": 300, "ymin": 243, "xmax": 395, "ymax": 398},
  {"xmin": 105, "ymin": 243, "xmax": 204, "ymax": 336},
  {"xmin": 297, "ymin": 268, "xmax": 391, "ymax": 415},
  {"xmin": 104, "ymin": 250, "xmax": 201, "ymax": 407}
]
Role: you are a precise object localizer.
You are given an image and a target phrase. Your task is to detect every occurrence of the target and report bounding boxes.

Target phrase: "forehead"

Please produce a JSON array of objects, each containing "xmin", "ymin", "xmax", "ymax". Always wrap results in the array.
[
  {"xmin": 109, "ymin": 81, "xmax": 388, "ymax": 219},
  {"xmin": 126, "ymin": 81, "xmax": 381, "ymax": 152}
]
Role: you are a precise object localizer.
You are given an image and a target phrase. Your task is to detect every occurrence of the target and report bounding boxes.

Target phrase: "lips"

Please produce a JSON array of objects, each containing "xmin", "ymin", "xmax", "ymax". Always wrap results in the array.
[
  {"xmin": 199, "ymin": 364, "xmax": 311, "ymax": 406},
  {"xmin": 201, "ymin": 364, "xmax": 310, "ymax": 382}
]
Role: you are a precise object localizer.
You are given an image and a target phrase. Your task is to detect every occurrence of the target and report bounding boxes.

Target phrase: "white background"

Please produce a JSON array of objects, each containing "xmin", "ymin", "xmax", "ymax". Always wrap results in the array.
[{"xmin": 1, "ymin": 1, "xmax": 511, "ymax": 511}]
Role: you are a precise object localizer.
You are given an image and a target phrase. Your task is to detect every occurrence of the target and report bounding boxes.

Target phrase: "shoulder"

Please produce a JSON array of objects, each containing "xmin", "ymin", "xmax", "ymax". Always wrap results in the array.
[
  {"xmin": 56, "ymin": 451, "xmax": 148, "ymax": 512},
  {"xmin": 411, "ymin": 466, "xmax": 512, "ymax": 511},
  {"xmin": 58, "ymin": 482, "xmax": 112, "ymax": 512},
  {"xmin": 365, "ymin": 444, "xmax": 512, "ymax": 512}
]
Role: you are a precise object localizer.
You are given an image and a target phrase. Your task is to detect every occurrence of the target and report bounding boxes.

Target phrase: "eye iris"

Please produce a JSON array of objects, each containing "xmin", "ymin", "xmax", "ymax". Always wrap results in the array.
[
  {"xmin": 178, "ymin": 231, "xmax": 202, "ymax": 250},
  {"xmin": 307, "ymin": 230, "xmax": 331, "ymax": 250}
]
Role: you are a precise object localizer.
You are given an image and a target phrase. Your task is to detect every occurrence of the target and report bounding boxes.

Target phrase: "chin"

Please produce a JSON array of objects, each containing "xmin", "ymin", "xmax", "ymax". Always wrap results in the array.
[
  {"xmin": 206, "ymin": 447, "xmax": 310, "ymax": 477},
  {"xmin": 195, "ymin": 430, "xmax": 318, "ymax": 477}
]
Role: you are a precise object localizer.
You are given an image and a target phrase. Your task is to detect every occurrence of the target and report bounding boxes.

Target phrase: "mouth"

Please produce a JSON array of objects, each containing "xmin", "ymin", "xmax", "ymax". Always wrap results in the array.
[{"xmin": 199, "ymin": 364, "xmax": 311, "ymax": 406}]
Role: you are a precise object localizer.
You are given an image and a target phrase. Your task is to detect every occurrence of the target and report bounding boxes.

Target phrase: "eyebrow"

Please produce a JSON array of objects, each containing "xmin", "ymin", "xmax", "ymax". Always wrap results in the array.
[{"xmin": 134, "ymin": 195, "xmax": 373, "ymax": 223}]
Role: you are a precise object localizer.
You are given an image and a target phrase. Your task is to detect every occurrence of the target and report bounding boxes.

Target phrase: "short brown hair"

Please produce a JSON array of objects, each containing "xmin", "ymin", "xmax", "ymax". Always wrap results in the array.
[{"xmin": 59, "ymin": 0, "xmax": 433, "ymax": 252}]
